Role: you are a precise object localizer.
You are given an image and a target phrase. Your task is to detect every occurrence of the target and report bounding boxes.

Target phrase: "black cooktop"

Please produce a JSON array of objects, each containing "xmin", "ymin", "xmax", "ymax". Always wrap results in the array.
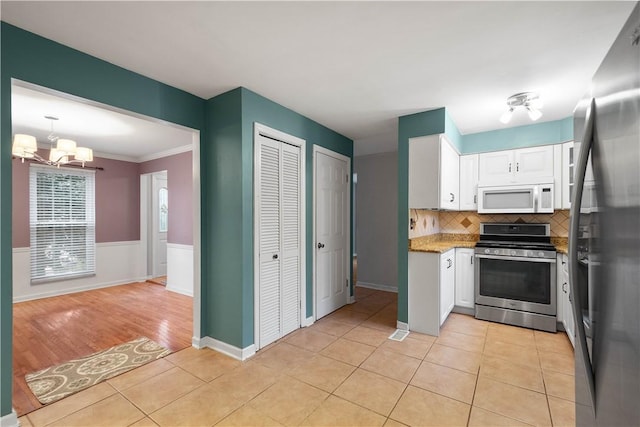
[
  {"xmin": 475, "ymin": 240, "xmax": 556, "ymax": 251},
  {"xmin": 477, "ymin": 223, "xmax": 554, "ymax": 250}
]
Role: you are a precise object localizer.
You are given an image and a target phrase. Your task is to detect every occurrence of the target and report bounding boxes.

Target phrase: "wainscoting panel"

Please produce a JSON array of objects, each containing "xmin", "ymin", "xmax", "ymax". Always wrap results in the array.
[
  {"xmin": 12, "ymin": 241, "xmax": 146, "ymax": 302},
  {"xmin": 166, "ymin": 243, "xmax": 194, "ymax": 296}
]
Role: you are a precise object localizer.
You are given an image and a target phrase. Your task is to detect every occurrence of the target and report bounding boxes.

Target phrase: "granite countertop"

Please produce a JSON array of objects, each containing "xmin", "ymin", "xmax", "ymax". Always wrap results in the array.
[
  {"xmin": 409, "ymin": 234, "xmax": 478, "ymax": 253},
  {"xmin": 410, "ymin": 234, "xmax": 570, "ymax": 254},
  {"xmin": 552, "ymin": 237, "xmax": 569, "ymax": 255}
]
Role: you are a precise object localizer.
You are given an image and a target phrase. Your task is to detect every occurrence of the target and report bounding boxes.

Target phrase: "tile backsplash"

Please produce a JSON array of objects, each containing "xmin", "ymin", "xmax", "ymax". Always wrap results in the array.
[{"xmin": 409, "ymin": 209, "xmax": 570, "ymax": 239}]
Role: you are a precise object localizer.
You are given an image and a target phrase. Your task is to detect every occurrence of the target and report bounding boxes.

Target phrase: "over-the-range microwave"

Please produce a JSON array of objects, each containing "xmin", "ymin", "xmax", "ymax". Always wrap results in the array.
[{"xmin": 477, "ymin": 183, "xmax": 554, "ymax": 214}]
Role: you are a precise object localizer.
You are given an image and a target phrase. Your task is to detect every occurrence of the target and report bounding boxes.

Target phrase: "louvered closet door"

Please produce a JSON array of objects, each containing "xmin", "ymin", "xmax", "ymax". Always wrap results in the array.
[
  {"xmin": 257, "ymin": 134, "xmax": 301, "ymax": 348},
  {"xmin": 281, "ymin": 143, "xmax": 301, "ymax": 336}
]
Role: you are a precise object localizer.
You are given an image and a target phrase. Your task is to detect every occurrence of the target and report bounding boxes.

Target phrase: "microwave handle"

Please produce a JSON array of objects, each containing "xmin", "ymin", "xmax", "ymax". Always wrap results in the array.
[{"xmin": 533, "ymin": 186, "xmax": 539, "ymax": 212}]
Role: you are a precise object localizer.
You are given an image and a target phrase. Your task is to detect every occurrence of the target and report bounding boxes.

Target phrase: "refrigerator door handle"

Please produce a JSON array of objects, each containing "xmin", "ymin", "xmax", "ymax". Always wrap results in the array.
[{"xmin": 569, "ymin": 97, "xmax": 597, "ymax": 412}]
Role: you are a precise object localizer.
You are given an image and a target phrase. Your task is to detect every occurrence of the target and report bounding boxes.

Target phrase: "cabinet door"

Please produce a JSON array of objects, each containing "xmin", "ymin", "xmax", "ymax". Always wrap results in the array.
[
  {"xmin": 440, "ymin": 250, "xmax": 455, "ymax": 325},
  {"xmin": 514, "ymin": 145, "xmax": 555, "ymax": 183},
  {"xmin": 459, "ymin": 155, "xmax": 479, "ymax": 211},
  {"xmin": 440, "ymin": 137, "xmax": 460, "ymax": 210},
  {"xmin": 455, "ymin": 248, "xmax": 475, "ymax": 308},
  {"xmin": 478, "ymin": 150, "xmax": 514, "ymax": 185},
  {"xmin": 562, "ymin": 255, "xmax": 575, "ymax": 347},
  {"xmin": 556, "ymin": 254, "xmax": 565, "ymax": 326},
  {"xmin": 562, "ymin": 142, "xmax": 575, "ymax": 209}
]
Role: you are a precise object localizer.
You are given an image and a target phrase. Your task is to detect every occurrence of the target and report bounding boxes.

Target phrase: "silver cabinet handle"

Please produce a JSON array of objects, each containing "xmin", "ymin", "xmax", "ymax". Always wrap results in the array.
[
  {"xmin": 473, "ymin": 194, "xmax": 477, "ymax": 204},
  {"xmin": 562, "ymin": 282, "xmax": 567, "ymax": 293},
  {"xmin": 317, "ymin": 242, "xmax": 325, "ymax": 249},
  {"xmin": 516, "ymin": 162, "xmax": 519, "ymax": 172},
  {"xmin": 273, "ymin": 254, "xmax": 278, "ymax": 260},
  {"xmin": 450, "ymin": 193, "xmax": 455, "ymax": 202},
  {"xmin": 508, "ymin": 162, "xmax": 512, "ymax": 172},
  {"xmin": 447, "ymin": 258, "xmax": 452, "ymax": 268}
]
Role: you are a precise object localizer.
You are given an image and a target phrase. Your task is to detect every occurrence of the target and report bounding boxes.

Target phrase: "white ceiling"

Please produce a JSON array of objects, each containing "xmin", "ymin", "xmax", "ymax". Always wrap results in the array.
[
  {"xmin": 11, "ymin": 84, "xmax": 195, "ymax": 161},
  {"xmin": 2, "ymin": 1, "xmax": 635, "ymax": 156}
]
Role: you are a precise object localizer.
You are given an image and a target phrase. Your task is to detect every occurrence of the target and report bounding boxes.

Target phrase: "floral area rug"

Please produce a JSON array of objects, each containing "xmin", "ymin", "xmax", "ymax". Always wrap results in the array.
[{"xmin": 25, "ymin": 337, "xmax": 171, "ymax": 405}]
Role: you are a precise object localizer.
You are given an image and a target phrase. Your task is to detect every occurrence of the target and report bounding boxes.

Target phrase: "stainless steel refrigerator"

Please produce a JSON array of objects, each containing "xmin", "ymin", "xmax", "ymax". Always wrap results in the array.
[{"xmin": 570, "ymin": 3, "xmax": 640, "ymax": 426}]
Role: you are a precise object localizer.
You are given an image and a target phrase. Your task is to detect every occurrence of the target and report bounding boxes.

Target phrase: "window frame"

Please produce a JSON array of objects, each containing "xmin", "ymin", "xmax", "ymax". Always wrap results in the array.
[{"xmin": 29, "ymin": 164, "xmax": 96, "ymax": 284}]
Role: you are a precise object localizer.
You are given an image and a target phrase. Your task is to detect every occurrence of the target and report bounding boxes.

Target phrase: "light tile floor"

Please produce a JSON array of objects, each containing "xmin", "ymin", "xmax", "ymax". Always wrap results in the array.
[{"xmin": 19, "ymin": 287, "xmax": 575, "ymax": 427}]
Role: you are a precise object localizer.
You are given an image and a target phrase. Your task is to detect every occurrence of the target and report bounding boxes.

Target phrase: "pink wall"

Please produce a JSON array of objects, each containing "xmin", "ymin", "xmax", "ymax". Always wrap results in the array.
[
  {"xmin": 94, "ymin": 157, "xmax": 141, "ymax": 243},
  {"xmin": 139, "ymin": 151, "xmax": 193, "ymax": 246},
  {"xmin": 12, "ymin": 150, "xmax": 140, "ymax": 247},
  {"xmin": 12, "ymin": 150, "xmax": 193, "ymax": 248}
]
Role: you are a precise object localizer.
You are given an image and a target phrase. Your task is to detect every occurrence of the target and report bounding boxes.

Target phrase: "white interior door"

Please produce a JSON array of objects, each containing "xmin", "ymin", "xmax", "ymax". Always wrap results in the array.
[
  {"xmin": 152, "ymin": 171, "xmax": 168, "ymax": 277},
  {"xmin": 255, "ymin": 128, "xmax": 304, "ymax": 350},
  {"xmin": 315, "ymin": 149, "xmax": 350, "ymax": 319}
]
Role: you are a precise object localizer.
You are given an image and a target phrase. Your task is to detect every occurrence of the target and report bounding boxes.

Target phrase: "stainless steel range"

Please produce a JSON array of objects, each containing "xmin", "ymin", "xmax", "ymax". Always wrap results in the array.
[{"xmin": 474, "ymin": 223, "xmax": 557, "ymax": 332}]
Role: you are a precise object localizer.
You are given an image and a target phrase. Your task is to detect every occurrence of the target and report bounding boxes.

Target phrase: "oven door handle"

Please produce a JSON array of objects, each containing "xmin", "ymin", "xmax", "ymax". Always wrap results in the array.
[{"xmin": 475, "ymin": 254, "xmax": 556, "ymax": 263}]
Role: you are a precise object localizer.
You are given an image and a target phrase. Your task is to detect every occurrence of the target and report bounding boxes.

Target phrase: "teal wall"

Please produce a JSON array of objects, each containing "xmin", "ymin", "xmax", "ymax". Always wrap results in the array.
[
  {"xmin": 0, "ymin": 22, "xmax": 206, "ymax": 417},
  {"xmin": 202, "ymin": 89, "xmax": 244, "ymax": 349},
  {"xmin": 444, "ymin": 110, "xmax": 463, "ymax": 152},
  {"xmin": 0, "ymin": 22, "xmax": 353, "ymax": 416},
  {"xmin": 462, "ymin": 117, "xmax": 573, "ymax": 154},
  {"xmin": 204, "ymin": 87, "xmax": 353, "ymax": 349}
]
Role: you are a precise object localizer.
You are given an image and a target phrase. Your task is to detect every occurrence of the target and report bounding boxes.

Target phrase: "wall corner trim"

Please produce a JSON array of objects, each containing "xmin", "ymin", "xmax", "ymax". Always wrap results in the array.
[
  {"xmin": 193, "ymin": 336, "xmax": 256, "ymax": 361},
  {"xmin": 0, "ymin": 410, "xmax": 18, "ymax": 427},
  {"xmin": 302, "ymin": 316, "xmax": 315, "ymax": 327}
]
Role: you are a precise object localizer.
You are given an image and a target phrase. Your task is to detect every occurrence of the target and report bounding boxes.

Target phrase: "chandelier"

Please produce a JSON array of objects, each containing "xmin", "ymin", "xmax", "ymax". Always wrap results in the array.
[
  {"xmin": 499, "ymin": 92, "xmax": 543, "ymax": 124},
  {"xmin": 12, "ymin": 116, "xmax": 94, "ymax": 167}
]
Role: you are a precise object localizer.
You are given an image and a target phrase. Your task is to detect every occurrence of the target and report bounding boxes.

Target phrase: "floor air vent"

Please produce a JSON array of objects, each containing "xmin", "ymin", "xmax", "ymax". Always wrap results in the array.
[{"xmin": 388, "ymin": 329, "xmax": 409, "ymax": 342}]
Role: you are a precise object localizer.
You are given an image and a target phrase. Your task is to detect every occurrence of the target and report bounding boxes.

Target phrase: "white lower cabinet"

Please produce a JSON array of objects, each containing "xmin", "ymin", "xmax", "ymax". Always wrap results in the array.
[
  {"xmin": 454, "ymin": 248, "xmax": 475, "ymax": 309},
  {"xmin": 440, "ymin": 249, "xmax": 455, "ymax": 325},
  {"xmin": 557, "ymin": 253, "xmax": 575, "ymax": 347},
  {"xmin": 408, "ymin": 249, "xmax": 455, "ymax": 336}
]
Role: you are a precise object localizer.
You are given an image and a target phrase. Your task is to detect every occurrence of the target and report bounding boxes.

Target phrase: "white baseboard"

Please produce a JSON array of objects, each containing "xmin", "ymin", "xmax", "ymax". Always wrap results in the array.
[
  {"xmin": 166, "ymin": 286, "xmax": 193, "ymax": 297},
  {"xmin": 396, "ymin": 321, "xmax": 409, "ymax": 331},
  {"xmin": 0, "ymin": 410, "xmax": 18, "ymax": 427},
  {"xmin": 13, "ymin": 278, "xmax": 148, "ymax": 303},
  {"xmin": 348, "ymin": 295, "xmax": 356, "ymax": 304},
  {"xmin": 194, "ymin": 336, "xmax": 256, "ymax": 361},
  {"xmin": 302, "ymin": 316, "xmax": 315, "ymax": 327},
  {"xmin": 356, "ymin": 281, "xmax": 398, "ymax": 293}
]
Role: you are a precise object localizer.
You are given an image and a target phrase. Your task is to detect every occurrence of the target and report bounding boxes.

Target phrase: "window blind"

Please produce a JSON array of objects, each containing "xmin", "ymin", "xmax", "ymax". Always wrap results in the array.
[{"xmin": 29, "ymin": 164, "xmax": 96, "ymax": 284}]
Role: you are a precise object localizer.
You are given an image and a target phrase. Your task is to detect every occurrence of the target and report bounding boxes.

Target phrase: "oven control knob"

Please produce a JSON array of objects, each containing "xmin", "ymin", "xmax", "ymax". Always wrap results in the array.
[
  {"xmin": 494, "ymin": 250, "xmax": 499, "ymax": 255},
  {"xmin": 484, "ymin": 249, "xmax": 490, "ymax": 254},
  {"xmin": 511, "ymin": 250, "xmax": 517, "ymax": 256},
  {"xmin": 538, "ymin": 252, "xmax": 544, "ymax": 257},
  {"xmin": 527, "ymin": 251, "xmax": 533, "ymax": 257}
]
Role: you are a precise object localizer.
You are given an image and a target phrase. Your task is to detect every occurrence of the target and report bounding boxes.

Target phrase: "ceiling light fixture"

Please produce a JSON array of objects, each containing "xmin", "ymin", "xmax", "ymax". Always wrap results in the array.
[
  {"xmin": 499, "ymin": 92, "xmax": 543, "ymax": 124},
  {"xmin": 12, "ymin": 116, "xmax": 94, "ymax": 167}
]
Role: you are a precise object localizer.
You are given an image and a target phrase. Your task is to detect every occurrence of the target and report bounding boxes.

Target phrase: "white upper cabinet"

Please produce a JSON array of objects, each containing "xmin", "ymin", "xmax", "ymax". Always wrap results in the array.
[
  {"xmin": 440, "ymin": 138, "xmax": 460, "ymax": 210},
  {"xmin": 459, "ymin": 154, "xmax": 479, "ymax": 211},
  {"xmin": 478, "ymin": 145, "xmax": 555, "ymax": 185},
  {"xmin": 562, "ymin": 141, "xmax": 575, "ymax": 209},
  {"xmin": 409, "ymin": 134, "xmax": 460, "ymax": 210}
]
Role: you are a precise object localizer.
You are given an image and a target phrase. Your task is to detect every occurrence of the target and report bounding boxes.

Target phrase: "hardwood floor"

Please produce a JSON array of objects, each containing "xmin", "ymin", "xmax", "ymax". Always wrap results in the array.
[{"xmin": 12, "ymin": 282, "xmax": 193, "ymax": 416}]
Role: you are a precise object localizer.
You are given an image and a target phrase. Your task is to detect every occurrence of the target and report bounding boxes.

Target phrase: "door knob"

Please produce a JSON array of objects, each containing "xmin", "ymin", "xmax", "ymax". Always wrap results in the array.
[{"xmin": 317, "ymin": 242, "xmax": 325, "ymax": 249}]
